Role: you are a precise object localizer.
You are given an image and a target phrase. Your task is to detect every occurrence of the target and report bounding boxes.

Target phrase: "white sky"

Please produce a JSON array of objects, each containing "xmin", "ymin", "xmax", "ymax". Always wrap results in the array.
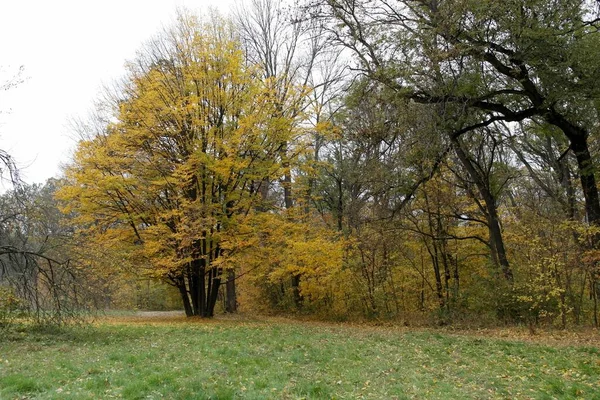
[{"xmin": 0, "ymin": 0, "xmax": 236, "ymax": 187}]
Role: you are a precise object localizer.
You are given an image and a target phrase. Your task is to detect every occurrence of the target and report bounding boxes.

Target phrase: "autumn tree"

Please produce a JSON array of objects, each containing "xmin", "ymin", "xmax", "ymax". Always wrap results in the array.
[
  {"xmin": 59, "ymin": 13, "xmax": 301, "ymax": 317},
  {"xmin": 448, "ymin": 128, "xmax": 517, "ymax": 280},
  {"xmin": 0, "ymin": 180, "xmax": 105, "ymax": 325},
  {"xmin": 305, "ymin": 0, "xmax": 600, "ymax": 296},
  {"xmin": 0, "ymin": 68, "xmax": 98, "ymax": 325},
  {"xmin": 310, "ymin": 78, "xmax": 448, "ymax": 317},
  {"xmin": 317, "ymin": 0, "xmax": 600, "ymax": 219},
  {"xmin": 234, "ymin": 0, "xmax": 346, "ymax": 308}
]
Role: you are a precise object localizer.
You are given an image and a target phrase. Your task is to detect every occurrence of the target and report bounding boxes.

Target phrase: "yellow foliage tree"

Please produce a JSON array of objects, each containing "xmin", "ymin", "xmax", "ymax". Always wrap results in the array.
[
  {"xmin": 229, "ymin": 210, "xmax": 345, "ymax": 315},
  {"xmin": 58, "ymin": 13, "xmax": 302, "ymax": 317}
]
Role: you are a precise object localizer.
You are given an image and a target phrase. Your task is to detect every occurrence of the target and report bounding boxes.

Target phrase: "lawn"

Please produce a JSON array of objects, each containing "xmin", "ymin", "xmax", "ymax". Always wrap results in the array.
[{"xmin": 0, "ymin": 314, "xmax": 599, "ymax": 399}]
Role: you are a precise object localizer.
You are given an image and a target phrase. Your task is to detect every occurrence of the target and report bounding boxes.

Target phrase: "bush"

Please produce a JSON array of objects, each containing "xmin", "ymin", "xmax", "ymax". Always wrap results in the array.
[{"xmin": 0, "ymin": 286, "xmax": 26, "ymax": 330}]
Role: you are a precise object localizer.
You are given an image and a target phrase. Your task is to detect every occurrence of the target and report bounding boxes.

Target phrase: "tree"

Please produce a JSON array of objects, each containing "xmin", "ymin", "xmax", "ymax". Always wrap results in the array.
[
  {"xmin": 449, "ymin": 128, "xmax": 516, "ymax": 280},
  {"xmin": 1, "ymin": 68, "xmax": 97, "ymax": 325},
  {"xmin": 0, "ymin": 180, "xmax": 103, "ymax": 325},
  {"xmin": 0, "ymin": 66, "xmax": 24, "ymax": 187},
  {"xmin": 313, "ymin": 0, "xmax": 600, "ymax": 227},
  {"xmin": 59, "ymin": 13, "xmax": 302, "ymax": 318},
  {"xmin": 234, "ymin": 0, "xmax": 347, "ymax": 307},
  {"xmin": 305, "ymin": 0, "xmax": 600, "ymax": 296}
]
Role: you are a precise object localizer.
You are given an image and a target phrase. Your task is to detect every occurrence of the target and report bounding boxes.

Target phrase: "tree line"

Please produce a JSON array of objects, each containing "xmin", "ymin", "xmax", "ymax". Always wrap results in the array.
[{"xmin": 2, "ymin": 0, "xmax": 600, "ymax": 328}]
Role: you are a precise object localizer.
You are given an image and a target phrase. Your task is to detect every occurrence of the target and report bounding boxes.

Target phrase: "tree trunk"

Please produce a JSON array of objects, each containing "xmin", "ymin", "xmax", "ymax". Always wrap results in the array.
[
  {"xmin": 291, "ymin": 274, "xmax": 302, "ymax": 308},
  {"xmin": 178, "ymin": 258, "xmax": 226, "ymax": 317},
  {"xmin": 430, "ymin": 247, "xmax": 445, "ymax": 309},
  {"xmin": 556, "ymin": 153, "xmax": 577, "ymax": 221},
  {"xmin": 225, "ymin": 269, "xmax": 237, "ymax": 313},
  {"xmin": 283, "ymin": 144, "xmax": 304, "ymax": 309},
  {"xmin": 189, "ymin": 260, "xmax": 200, "ymax": 315},
  {"xmin": 177, "ymin": 281, "xmax": 193, "ymax": 317},
  {"xmin": 487, "ymin": 205, "xmax": 513, "ymax": 281},
  {"xmin": 336, "ymin": 177, "xmax": 343, "ymax": 231},
  {"xmin": 424, "ymin": 191, "xmax": 446, "ymax": 308},
  {"xmin": 547, "ymin": 111, "xmax": 600, "ymax": 229},
  {"xmin": 451, "ymin": 138, "xmax": 513, "ymax": 281},
  {"xmin": 206, "ymin": 267, "xmax": 213, "ymax": 316},
  {"xmin": 206, "ymin": 269, "xmax": 221, "ymax": 317},
  {"xmin": 570, "ymin": 137, "xmax": 600, "ymax": 227},
  {"xmin": 198, "ymin": 265, "xmax": 206, "ymax": 316}
]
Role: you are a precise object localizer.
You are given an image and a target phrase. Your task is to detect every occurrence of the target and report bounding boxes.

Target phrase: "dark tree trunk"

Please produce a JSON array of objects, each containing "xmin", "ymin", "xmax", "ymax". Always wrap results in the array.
[
  {"xmin": 205, "ymin": 268, "xmax": 213, "ymax": 317},
  {"xmin": 423, "ymin": 192, "xmax": 446, "ymax": 308},
  {"xmin": 453, "ymin": 252, "xmax": 460, "ymax": 297},
  {"xmin": 283, "ymin": 145, "xmax": 303, "ymax": 308},
  {"xmin": 430, "ymin": 247, "xmax": 445, "ymax": 309},
  {"xmin": 178, "ymin": 257, "xmax": 225, "ymax": 317},
  {"xmin": 487, "ymin": 205, "xmax": 513, "ymax": 281},
  {"xmin": 177, "ymin": 281, "xmax": 193, "ymax": 317},
  {"xmin": 570, "ymin": 137, "xmax": 600, "ymax": 227},
  {"xmin": 451, "ymin": 138, "xmax": 513, "ymax": 281},
  {"xmin": 198, "ymin": 265, "xmax": 206, "ymax": 316},
  {"xmin": 206, "ymin": 269, "xmax": 221, "ymax": 317},
  {"xmin": 225, "ymin": 269, "xmax": 237, "ymax": 313},
  {"xmin": 556, "ymin": 154, "xmax": 577, "ymax": 221},
  {"xmin": 291, "ymin": 274, "xmax": 302, "ymax": 308},
  {"xmin": 547, "ymin": 111, "xmax": 600, "ymax": 229},
  {"xmin": 189, "ymin": 260, "xmax": 200, "ymax": 315}
]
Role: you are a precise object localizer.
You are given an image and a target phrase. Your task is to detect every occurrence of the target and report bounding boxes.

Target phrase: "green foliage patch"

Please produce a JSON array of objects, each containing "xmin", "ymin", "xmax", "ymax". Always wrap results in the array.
[{"xmin": 0, "ymin": 319, "xmax": 598, "ymax": 399}]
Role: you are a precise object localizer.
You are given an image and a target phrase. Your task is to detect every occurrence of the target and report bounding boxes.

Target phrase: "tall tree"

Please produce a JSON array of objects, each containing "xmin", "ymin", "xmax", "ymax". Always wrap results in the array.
[
  {"xmin": 59, "ymin": 13, "xmax": 300, "ymax": 317},
  {"xmin": 234, "ymin": 0, "xmax": 345, "ymax": 306},
  {"xmin": 449, "ymin": 129, "xmax": 516, "ymax": 280},
  {"xmin": 313, "ymin": 0, "xmax": 600, "ymax": 229}
]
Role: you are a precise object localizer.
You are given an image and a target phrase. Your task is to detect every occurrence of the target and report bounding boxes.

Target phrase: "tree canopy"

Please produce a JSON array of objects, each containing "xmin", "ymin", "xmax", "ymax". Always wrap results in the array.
[
  {"xmin": 58, "ymin": 13, "xmax": 304, "ymax": 317},
  {"xmin": 2, "ymin": 1, "xmax": 600, "ymax": 328}
]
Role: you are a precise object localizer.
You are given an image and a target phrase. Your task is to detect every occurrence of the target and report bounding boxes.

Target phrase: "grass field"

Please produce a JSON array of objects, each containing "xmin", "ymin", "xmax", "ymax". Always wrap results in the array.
[{"xmin": 1, "ymin": 314, "xmax": 599, "ymax": 399}]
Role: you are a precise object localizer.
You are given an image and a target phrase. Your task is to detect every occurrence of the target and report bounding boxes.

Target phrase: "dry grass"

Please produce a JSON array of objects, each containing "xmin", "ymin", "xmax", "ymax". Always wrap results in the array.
[{"xmin": 104, "ymin": 311, "xmax": 600, "ymax": 347}]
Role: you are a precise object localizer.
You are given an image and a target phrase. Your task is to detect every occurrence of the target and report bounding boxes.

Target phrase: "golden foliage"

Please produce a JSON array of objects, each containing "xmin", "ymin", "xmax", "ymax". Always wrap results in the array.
[{"xmin": 57, "ymin": 13, "xmax": 305, "ymax": 316}]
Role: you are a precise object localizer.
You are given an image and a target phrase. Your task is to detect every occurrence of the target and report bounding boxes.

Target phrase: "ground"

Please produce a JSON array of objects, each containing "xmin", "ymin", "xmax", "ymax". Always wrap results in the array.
[{"xmin": 0, "ymin": 312, "xmax": 599, "ymax": 399}]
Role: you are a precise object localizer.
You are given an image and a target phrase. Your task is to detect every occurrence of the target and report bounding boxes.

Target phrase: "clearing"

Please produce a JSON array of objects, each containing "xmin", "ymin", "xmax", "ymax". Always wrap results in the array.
[{"xmin": 0, "ymin": 313, "xmax": 599, "ymax": 399}]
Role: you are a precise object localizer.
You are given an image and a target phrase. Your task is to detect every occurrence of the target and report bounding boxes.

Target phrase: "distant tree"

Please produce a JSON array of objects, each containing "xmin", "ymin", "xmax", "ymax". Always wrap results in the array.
[
  {"xmin": 0, "ymin": 180, "xmax": 102, "ymax": 325},
  {"xmin": 1, "ymin": 68, "xmax": 87, "ymax": 325}
]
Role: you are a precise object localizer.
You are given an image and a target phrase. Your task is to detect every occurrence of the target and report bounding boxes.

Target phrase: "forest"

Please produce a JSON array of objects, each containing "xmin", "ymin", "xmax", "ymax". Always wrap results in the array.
[{"xmin": 2, "ymin": 0, "xmax": 600, "ymax": 330}]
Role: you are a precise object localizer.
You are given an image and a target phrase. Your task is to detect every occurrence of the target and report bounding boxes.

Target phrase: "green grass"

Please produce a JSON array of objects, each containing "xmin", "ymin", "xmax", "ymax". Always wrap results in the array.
[{"xmin": 1, "ymin": 317, "xmax": 599, "ymax": 399}]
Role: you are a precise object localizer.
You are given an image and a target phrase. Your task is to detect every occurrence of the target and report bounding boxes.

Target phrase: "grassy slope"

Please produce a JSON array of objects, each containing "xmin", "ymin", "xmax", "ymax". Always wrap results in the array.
[{"xmin": 0, "ymin": 316, "xmax": 599, "ymax": 399}]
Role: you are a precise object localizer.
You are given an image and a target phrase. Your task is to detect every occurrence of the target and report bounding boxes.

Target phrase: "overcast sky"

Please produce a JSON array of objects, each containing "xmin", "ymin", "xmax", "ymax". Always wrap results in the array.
[{"xmin": 0, "ymin": 0, "xmax": 236, "ymax": 187}]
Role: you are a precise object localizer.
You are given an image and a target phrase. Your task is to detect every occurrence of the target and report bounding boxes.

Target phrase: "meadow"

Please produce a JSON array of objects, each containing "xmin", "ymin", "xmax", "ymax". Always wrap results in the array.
[{"xmin": 1, "ymin": 314, "xmax": 599, "ymax": 399}]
